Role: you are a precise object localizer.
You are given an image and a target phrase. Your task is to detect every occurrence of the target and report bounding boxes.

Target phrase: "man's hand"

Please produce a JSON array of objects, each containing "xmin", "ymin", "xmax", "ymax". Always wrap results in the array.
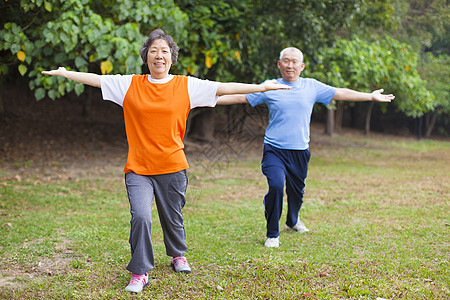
[
  {"xmin": 372, "ymin": 89, "xmax": 395, "ymax": 102},
  {"xmin": 262, "ymin": 80, "xmax": 292, "ymax": 92}
]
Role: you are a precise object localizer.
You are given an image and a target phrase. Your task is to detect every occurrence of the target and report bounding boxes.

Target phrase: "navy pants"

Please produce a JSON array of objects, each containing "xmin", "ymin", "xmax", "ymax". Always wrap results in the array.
[{"xmin": 261, "ymin": 144, "xmax": 311, "ymax": 238}]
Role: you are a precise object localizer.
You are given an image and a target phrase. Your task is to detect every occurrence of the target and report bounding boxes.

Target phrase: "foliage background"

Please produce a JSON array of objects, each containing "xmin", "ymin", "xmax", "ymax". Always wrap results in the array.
[{"xmin": 0, "ymin": 0, "xmax": 448, "ymax": 136}]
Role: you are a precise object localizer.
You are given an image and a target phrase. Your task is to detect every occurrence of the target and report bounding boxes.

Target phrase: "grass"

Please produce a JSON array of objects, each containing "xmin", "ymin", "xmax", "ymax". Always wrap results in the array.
[{"xmin": 0, "ymin": 134, "xmax": 449, "ymax": 299}]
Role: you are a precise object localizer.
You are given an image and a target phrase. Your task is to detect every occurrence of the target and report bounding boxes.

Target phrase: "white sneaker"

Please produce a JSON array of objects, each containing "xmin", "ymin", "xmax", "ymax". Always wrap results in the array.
[
  {"xmin": 264, "ymin": 237, "xmax": 280, "ymax": 248},
  {"xmin": 286, "ymin": 219, "xmax": 310, "ymax": 233}
]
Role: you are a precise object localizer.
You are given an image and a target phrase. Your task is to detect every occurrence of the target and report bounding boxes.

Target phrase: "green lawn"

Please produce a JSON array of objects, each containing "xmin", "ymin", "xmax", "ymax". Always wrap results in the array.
[{"xmin": 0, "ymin": 134, "xmax": 449, "ymax": 299}]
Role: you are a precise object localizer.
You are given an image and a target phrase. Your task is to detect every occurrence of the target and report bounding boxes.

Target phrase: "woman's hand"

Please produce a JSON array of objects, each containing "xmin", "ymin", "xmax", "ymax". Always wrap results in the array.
[
  {"xmin": 41, "ymin": 67, "xmax": 101, "ymax": 88},
  {"xmin": 262, "ymin": 80, "xmax": 291, "ymax": 92},
  {"xmin": 41, "ymin": 67, "xmax": 68, "ymax": 77}
]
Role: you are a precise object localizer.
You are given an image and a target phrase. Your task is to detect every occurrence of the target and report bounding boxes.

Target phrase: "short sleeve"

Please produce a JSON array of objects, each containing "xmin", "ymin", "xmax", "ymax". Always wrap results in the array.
[
  {"xmin": 246, "ymin": 92, "xmax": 267, "ymax": 107},
  {"xmin": 100, "ymin": 75, "xmax": 134, "ymax": 107},
  {"xmin": 312, "ymin": 79, "xmax": 336, "ymax": 105},
  {"xmin": 188, "ymin": 77, "xmax": 220, "ymax": 109},
  {"xmin": 246, "ymin": 80, "xmax": 272, "ymax": 107}
]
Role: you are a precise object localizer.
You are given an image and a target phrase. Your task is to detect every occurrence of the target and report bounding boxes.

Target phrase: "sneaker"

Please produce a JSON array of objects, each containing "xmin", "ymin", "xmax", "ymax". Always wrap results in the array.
[
  {"xmin": 286, "ymin": 219, "xmax": 310, "ymax": 233},
  {"xmin": 264, "ymin": 237, "xmax": 280, "ymax": 248},
  {"xmin": 124, "ymin": 273, "xmax": 149, "ymax": 294},
  {"xmin": 171, "ymin": 256, "xmax": 191, "ymax": 273}
]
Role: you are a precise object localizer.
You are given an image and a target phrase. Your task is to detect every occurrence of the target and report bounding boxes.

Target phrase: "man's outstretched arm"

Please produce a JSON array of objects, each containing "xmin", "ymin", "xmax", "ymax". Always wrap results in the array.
[
  {"xmin": 333, "ymin": 88, "xmax": 395, "ymax": 102},
  {"xmin": 41, "ymin": 67, "xmax": 101, "ymax": 88}
]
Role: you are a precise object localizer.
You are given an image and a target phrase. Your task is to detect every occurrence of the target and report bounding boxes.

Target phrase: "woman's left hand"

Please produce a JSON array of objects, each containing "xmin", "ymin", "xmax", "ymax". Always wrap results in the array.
[{"xmin": 262, "ymin": 80, "xmax": 291, "ymax": 91}]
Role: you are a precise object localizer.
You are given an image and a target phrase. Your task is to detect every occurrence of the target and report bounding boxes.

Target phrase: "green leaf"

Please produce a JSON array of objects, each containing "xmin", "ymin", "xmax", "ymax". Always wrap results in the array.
[
  {"xmin": 11, "ymin": 24, "xmax": 20, "ymax": 35},
  {"xmin": 60, "ymin": 32, "xmax": 69, "ymax": 44},
  {"xmin": 44, "ymin": 1, "xmax": 52, "ymax": 12},
  {"xmin": 10, "ymin": 44, "xmax": 20, "ymax": 54},
  {"xmin": 74, "ymin": 83, "xmax": 84, "ymax": 96},
  {"xmin": 18, "ymin": 64, "xmax": 27, "ymax": 76},
  {"xmin": 3, "ymin": 32, "xmax": 12, "ymax": 43},
  {"xmin": 66, "ymin": 82, "xmax": 73, "ymax": 93},
  {"xmin": 35, "ymin": 88, "xmax": 45, "ymax": 101},
  {"xmin": 43, "ymin": 76, "xmax": 54, "ymax": 87},
  {"xmin": 54, "ymin": 53, "xmax": 66, "ymax": 64},
  {"xmin": 58, "ymin": 84, "xmax": 65, "ymax": 96},
  {"xmin": 75, "ymin": 57, "xmax": 88, "ymax": 68},
  {"xmin": 43, "ymin": 47, "xmax": 53, "ymax": 56},
  {"xmin": 48, "ymin": 89, "xmax": 57, "ymax": 100}
]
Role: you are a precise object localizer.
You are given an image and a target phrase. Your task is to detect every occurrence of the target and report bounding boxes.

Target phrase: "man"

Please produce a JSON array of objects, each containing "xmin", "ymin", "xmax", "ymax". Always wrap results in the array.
[{"xmin": 217, "ymin": 47, "xmax": 394, "ymax": 248}]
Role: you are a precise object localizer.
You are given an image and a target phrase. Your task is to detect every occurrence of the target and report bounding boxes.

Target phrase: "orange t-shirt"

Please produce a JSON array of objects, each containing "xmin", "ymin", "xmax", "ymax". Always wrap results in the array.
[
  {"xmin": 101, "ymin": 74, "xmax": 219, "ymax": 175},
  {"xmin": 122, "ymin": 75, "xmax": 190, "ymax": 175}
]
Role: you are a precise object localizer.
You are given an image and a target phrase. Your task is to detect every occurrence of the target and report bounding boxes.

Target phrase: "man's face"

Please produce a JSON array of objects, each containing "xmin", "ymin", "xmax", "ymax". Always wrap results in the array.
[
  {"xmin": 277, "ymin": 50, "xmax": 305, "ymax": 82},
  {"xmin": 147, "ymin": 39, "xmax": 172, "ymax": 79}
]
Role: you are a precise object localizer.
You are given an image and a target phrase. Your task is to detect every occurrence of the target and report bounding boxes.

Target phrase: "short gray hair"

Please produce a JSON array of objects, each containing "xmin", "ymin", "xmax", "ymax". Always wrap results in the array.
[
  {"xmin": 140, "ymin": 29, "xmax": 180, "ymax": 65},
  {"xmin": 279, "ymin": 47, "xmax": 303, "ymax": 62}
]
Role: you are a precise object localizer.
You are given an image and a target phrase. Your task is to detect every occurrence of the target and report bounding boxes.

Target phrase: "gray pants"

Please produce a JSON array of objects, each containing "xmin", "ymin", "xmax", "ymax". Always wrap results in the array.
[{"xmin": 125, "ymin": 170, "xmax": 188, "ymax": 275}]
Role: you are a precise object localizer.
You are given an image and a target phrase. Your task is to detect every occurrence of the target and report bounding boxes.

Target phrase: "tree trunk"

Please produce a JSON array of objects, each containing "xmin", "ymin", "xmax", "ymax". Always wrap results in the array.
[
  {"xmin": 82, "ymin": 87, "xmax": 94, "ymax": 117},
  {"xmin": 335, "ymin": 101, "xmax": 344, "ymax": 133},
  {"xmin": 364, "ymin": 101, "xmax": 375, "ymax": 135},
  {"xmin": 0, "ymin": 92, "xmax": 4, "ymax": 114},
  {"xmin": 425, "ymin": 113, "xmax": 437, "ymax": 138},
  {"xmin": 226, "ymin": 105, "xmax": 248, "ymax": 137},
  {"xmin": 185, "ymin": 108, "xmax": 202, "ymax": 139},
  {"xmin": 186, "ymin": 107, "xmax": 216, "ymax": 142},
  {"xmin": 325, "ymin": 109, "xmax": 334, "ymax": 136},
  {"xmin": 417, "ymin": 117, "xmax": 423, "ymax": 140}
]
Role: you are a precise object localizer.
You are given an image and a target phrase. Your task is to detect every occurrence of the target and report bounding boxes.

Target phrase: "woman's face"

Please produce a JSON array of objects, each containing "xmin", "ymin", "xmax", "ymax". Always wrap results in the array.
[{"xmin": 147, "ymin": 39, "xmax": 172, "ymax": 79}]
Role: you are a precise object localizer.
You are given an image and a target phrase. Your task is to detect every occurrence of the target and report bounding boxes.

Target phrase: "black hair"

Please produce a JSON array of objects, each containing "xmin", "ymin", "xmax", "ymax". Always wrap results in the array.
[{"xmin": 139, "ymin": 29, "xmax": 179, "ymax": 64}]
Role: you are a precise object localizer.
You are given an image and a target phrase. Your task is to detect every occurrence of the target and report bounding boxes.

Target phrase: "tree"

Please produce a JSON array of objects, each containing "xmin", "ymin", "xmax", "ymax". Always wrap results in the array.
[
  {"xmin": 2, "ymin": 0, "xmax": 437, "ymax": 139},
  {"xmin": 388, "ymin": 0, "xmax": 449, "ymax": 137},
  {"xmin": 172, "ymin": 0, "xmax": 393, "ymax": 140},
  {"xmin": 191, "ymin": 0, "xmax": 397, "ymax": 136},
  {"xmin": 0, "ymin": 0, "xmax": 188, "ymax": 103},
  {"xmin": 390, "ymin": 0, "xmax": 448, "ymax": 54},
  {"xmin": 312, "ymin": 36, "xmax": 435, "ymax": 134},
  {"xmin": 239, "ymin": 0, "xmax": 397, "ymax": 135},
  {"xmin": 419, "ymin": 53, "xmax": 449, "ymax": 137},
  {"xmin": 239, "ymin": 0, "xmax": 395, "ymax": 81}
]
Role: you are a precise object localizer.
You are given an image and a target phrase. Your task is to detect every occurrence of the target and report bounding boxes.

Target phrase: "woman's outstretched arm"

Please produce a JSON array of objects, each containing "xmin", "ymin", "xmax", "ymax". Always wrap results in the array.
[
  {"xmin": 41, "ymin": 67, "xmax": 101, "ymax": 88},
  {"xmin": 216, "ymin": 81, "xmax": 290, "ymax": 96}
]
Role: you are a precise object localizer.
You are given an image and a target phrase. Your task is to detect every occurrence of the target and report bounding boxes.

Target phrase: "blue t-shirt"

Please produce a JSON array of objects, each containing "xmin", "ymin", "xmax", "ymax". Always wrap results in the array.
[{"xmin": 246, "ymin": 77, "xmax": 336, "ymax": 150}]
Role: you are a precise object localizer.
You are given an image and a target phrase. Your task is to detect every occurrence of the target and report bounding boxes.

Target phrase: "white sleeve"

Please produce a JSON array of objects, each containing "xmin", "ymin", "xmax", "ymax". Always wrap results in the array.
[
  {"xmin": 100, "ymin": 75, "xmax": 134, "ymax": 107},
  {"xmin": 188, "ymin": 76, "xmax": 220, "ymax": 109}
]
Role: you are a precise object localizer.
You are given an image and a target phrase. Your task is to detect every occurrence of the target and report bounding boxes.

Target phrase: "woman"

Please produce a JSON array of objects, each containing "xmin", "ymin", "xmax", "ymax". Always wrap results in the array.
[{"xmin": 42, "ymin": 29, "xmax": 290, "ymax": 294}]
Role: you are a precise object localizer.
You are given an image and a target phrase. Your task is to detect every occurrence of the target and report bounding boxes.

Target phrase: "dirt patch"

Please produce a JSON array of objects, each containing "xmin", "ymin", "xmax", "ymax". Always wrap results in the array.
[{"xmin": 0, "ymin": 237, "xmax": 76, "ymax": 290}]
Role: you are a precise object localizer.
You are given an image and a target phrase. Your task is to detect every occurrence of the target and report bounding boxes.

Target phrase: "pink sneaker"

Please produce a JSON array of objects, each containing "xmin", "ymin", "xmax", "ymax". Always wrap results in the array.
[
  {"xmin": 171, "ymin": 256, "xmax": 191, "ymax": 273},
  {"xmin": 124, "ymin": 273, "xmax": 149, "ymax": 294}
]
